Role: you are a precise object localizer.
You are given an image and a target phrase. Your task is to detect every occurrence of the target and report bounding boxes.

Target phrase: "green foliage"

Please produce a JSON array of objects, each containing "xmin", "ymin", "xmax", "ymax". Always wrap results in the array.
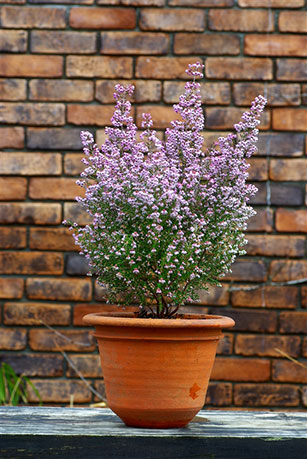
[{"xmin": 0, "ymin": 362, "xmax": 42, "ymax": 406}]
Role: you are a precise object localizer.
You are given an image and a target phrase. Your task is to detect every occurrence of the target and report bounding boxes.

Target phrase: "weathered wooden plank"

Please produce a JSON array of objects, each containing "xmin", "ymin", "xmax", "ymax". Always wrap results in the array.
[{"xmin": 0, "ymin": 407, "xmax": 306, "ymax": 459}]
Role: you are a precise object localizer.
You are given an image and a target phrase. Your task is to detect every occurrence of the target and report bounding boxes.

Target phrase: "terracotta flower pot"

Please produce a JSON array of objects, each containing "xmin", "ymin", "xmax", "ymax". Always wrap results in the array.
[{"xmin": 83, "ymin": 312, "xmax": 235, "ymax": 429}]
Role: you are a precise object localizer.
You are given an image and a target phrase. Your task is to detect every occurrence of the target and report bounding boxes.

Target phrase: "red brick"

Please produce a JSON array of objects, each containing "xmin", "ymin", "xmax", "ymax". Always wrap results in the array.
[
  {"xmin": 0, "ymin": 252, "xmax": 63, "ymax": 275},
  {"xmin": 0, "ymin": 78, "xmax": 26, "ymax": 100},
  {"xmin": 4, "ymin": 302, "xmax": 70, "ymax": 326},
  {"xmin": 0, "ymin": 328, "xmax": 27, "ymax": 350},
  {"xmin": 279, "ymin": 12, "xmax": 307, "ymax": 33},
  {"xmin": 0, "ymin": 55, "xmax": 63, "ymax": 77},
  {"xmin": 66, "ymin": 354, "xmax": 102, "ymax": 378},
  {"xmin": 0, "ymin": 153, "xmax": 61, "ymax": 175},
  {"xmin": 223, "ymin": 259, "xmax": 267, "ymax": 282},
  {"xmin": 164, "ymin": 81, "xmax": 230, "ymax": 105},
  {"xmin": 280, "ymin": 312, "xmax": 307, "ymax": 334},
  {"xmin": 29, "ymin": 178, "xmax": 82, "ymax": 200},
  {"xmin": 29, "ymin": 79, "xmax": 94, "ymax": 102},
  {"xmin": 209, "ymin": 9, "xmax": 273, "ymax": 32},
  {"xmin": 277, "ymin": 59, "xmax": 307, "ymax": 81},
  {"xmin": 270, "ymin": 159, "xmax": 307, "ymax": 181},
  {"xmin": 235, "ymin": 335, "xmax": 301, "ymax": 358},
  {"xmin": 0, "ymin": 30, "xmax": 27, "ymax": 53},
  {"xmin": 247, "ymin": 208, "xmax": 273, "ymax": 232},
  {"xmin": 64, "ymin": 153, "xmax": 84, "ymax": 175},
  {"xmin": 29, "ymin": 329, "xmax": 95, "ymax": 352},
  {"xmin": 239, "ymin": 0, "xmax": 304, "ymax": 5},
  {"xmin": 257, "ymin": 133, "xmax": 304, "ymax": 157},
  {"xmin": 0, "ymin": 278, "xmax": 23, "ymax": 299},
  {"xmin": 140, "ymin": 9, "xmax": 205, "ymax": 31},
  {"xmin": 0, "ymin": 127, "xmax": 24, "ymax": 148},
  {"xmin": 303, "ymin": 337, "xmax": 307, "ymax": 354},
  {"xmin": 1, "ymin": 6, "xmax": 66, "ymax": 28},
  {"xmin": 73, "ymin": 303, "xmax": 138, "ymax": 326},
  {"xmin": 245, "ymin": 35, "xmax": 307, "ymax": 57},
  {"xmin": 70, "ymin": 7, "xmax": 135, "ymax": 29},
  {"xmin": 270, "ymin": 260, "xmax": 307, "ymax": 282},
  {"xmin": 234, "ymin": 384, "xmax": 299, "ymax": 407},
  {"xmin": 206, "ymin": 107, "xmax": 270, "ymax": 130},
  {"xmin": 206, "ymin": 58, "xmax": 273, "ymax": 80},
  {"xmin": 211, "ymin": 357, "xmax": 270, "ymax": 382},
  {"xmin": 27, "ymin": 379, "xmax": 92, "ymax": 404},
  {"xmin": 101, "ymin": 32, "xmax": 169, "ymax": 55},
  {"xmin": 31, "ymin": 31, "xmax": 96, "ymax": 54},
  {"xmin": 169, "ymin": 0, "xmax": 234, "ymax": 5},
  {"xmin": 0, "ymin": 177, "xmax": 27, "ymax": 200},
  {"xmin": 231, "ymin": 285, "xmax": 298, "ymax": 309},
  {"xmin": 26, "ymin": 278, "xmax": 92, "ymax": 301},
  {"xmin": 174, "ymin": 33, "xmax": 239, "ymax": 55},
  {"xmin": 64, "ymin": 202, "xmax": 92, "ymax": 226},
  {"xmin": 96, "ymin": 79, "xmax": 161, "ymax": 104},
  {"xmin": 233, "ymin": 83, "xmax": 300, "ymax": 107},
  {"xmin": 66, "ymin": 56, "xmax": 132, "ymax": 78},
  {"xmin": 0, "ymin": 353, "xmax": 64, "ymax": 377},
  {"xmin": 272, "ymin": 108, "xmax": 307, "ymax": 131},
  {"xmin": 0, "ymin": 227, "xmax": 26, "ymax": 248},
  {"xmin": 0, "ymin": 103, "xmax": 65, "ymax": 126},
  {"xmin": 246, "ymin": 235, "xmax": 305, "ymax": 257},
  {"xmin": 302, "ymin": 286, "xmax": 307, "ymax": 308},
  {"xmin": 136, "ymin": 57, "xmax": 202, "ymax": 80},
  {"xmin": 272, "ymin": 360, "xmax": 307, "ymax": 383},
  {"xmin": 67, "ymin": 104, "xmax": 115, "ymax": 126},
  {"xmin": 0, "ymin": 203, "xmax": 61, "ymax": 224},
  {"xmin": 211, "ymin": 308, "xmax": 277, "ymax": 333},
  {"xmin": 27, "ymin": 127, "xmax": 82, "ymax": 150},
  {"xmin": 136, "ymin": 105, "xmax": 181, "ymax": 129},
  {"xmin": 30, "ymin": 228, "xmax": 77, "ymax": 251},
  {"xmin": 205, "ymin": 383, "xmax": 232, "ymax": 406},
  {"xmin": 194, "ymin": 284, "xmax": 229, "ymax": 306}
]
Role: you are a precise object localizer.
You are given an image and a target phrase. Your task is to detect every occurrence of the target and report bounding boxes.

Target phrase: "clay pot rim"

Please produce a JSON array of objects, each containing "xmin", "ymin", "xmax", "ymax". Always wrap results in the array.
[{"xmin": 83, "ymin": 312, "xmax": 235, "ymax": 329}]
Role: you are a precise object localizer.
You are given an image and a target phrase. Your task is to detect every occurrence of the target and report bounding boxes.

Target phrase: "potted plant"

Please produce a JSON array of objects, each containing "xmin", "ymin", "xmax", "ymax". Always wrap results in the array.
[{"xmin": 65, "ymin": 62, "xmax": 266, "ymax": 428}]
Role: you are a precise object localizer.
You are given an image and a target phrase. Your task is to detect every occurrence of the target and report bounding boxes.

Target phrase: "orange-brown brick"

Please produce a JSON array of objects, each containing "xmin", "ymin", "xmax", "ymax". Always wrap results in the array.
[
  {"xmin": 67, "ymin": 104, "xmax": 115, "ymax": 126},
  {"xmin": 27, "ymin": 379, "xmax": 92, "ymax": 404},
  {"xmin": 234, "ymin": 384, "xmax": 299, "ymax": 407},
  {"xmin": 0, "ymin": 55, "xmax": 63, "ymax": 77},
  {"xmin": 66, "ymin": 354, "xmax": 102, "ymax": 378},
  {"xmin": 235, "ymin": 335, "xmax": 301, "ymax": 358},
  {"xmin": 277, "ymin": 59, "xmax": 307, "ymax": 81},
  {"xmin": 64, "ymin": 153, "xmax": 84, "ymax": 176},
  {"xmin": 206, "ymin": 58, "xmax": 273, "ymax": 80},
  {"xmin": 136, "ymin": 57, "xmax": 202, "ymax": 80},
  {"xmin": 29, "ymin": 178, "xmax": 83, "ymax": 200},
  {"xmin": 0, "ymin": 79, "xmax": 26, "ymax": 101},
  {"xmin": 247, "ymin": 208, "xmax": 273, "ymax": 232},
  {"xmin": 194, "ymin": 284, "xmax": 229, "ymax": 306},
  {"xmin": 136, "ymin": 106, "xmax": 181, "ymax": 129},
  {"xmin": 205, "ymin": 383, "xmax": 232, "ymax": 406},
  {"xmin": 247, "ymin": 158, "xmax": 268, "ymax": 181},
  {"xmin": 208, "ymin": 9, "xmax": 273, "ymax": 32},
  {"xmin": 0, "ymin": 227, "xmax": 26, "ymax": 248},
  {"xmin": 223, "ymin": 259, "xmax": 267, "ymax": 282},
  {"xmin": 0, "ymin": 30, "xmax": 27, "ymax": 52},
  {"xmin": 0, "ymin": 177, "xmax": 27, "ymax": 200},
  {"xmin": 0, "ymin": 278, "xmax": 24, "ymax": 299},
  {"xmin": 174, "ymin": 33, "xmax": 239, "ymax": 55},
  {"xmin": 0, "ymin": 103, "xmax": 65, "ymax": 126},
  {"xmin": 245, "ymin": 35, "xmax": 307, "ymax": 57},
  {"xmin": 0, "ymin": 203, "xmax": 61, "ymax": 224},
  {"xmin": 4, "ymin": 302, "xmax": 71, "ymax": 326},
  {"xmin": 69, "ymin": 7, "xmax": 135, "ymax": 29},
  {"xmin": 66, "ymin": 56, "xmax": 132, "ymax": 78},
  {"xmin": 0, "ymin": 328, "xmax": 27, "ymax": 350},
  {"xmin": 0, "ymin": 152, "xmax": 61, "ymax": 175},
  {"xmin": 272, "ymin": 108, "xmax": 307, "ymax": 131},
  {"xmin": 280, "ymin": 312, "xmax": 307, "ymax": 334},
  {"xmin": 211, "ymin": 357, "xmax": 270, "ymax": 382},
  {"xmin": 0, "ymin": 127, "xmax": 24, "ymax": 148},
  {"xmin": 164, "ymin": 81, "xmax": 230, "ymax": 105},
  {"xmin": 96, "ymin": 79, "xmax": 161, "ymax": 104},
  {"xmin": 1, "ymin": 6, "xmax": 66, "ymax": 28},
  {"xmin": 1, "ymin": 353, "xmax": 64, "ymax": 377},
  {"xmin": 272, "ymin": 360, "xmax": 307, "ymax": 383},
  {"xmin": 233, "ymin": 83, "xmax": 300, "ymax": 106},
  {"xmin": 206, "ymin": 107, "xmax": 270, "ymax": 130},
  {"xmin": 29, "ymin": 329, "xmax": 95, "ymax": 352},
  {"xmin": 101, "ymin": 32, "xmax": 169, "ymax": 54},
  {"xmin": 64, "ymin": 202, "xmax": 92, "ymax": 226},
  {"xmin": 169, "ymin": 0, "xmax": 234, "ymax": 7},
  {"xmin": 270, "ymin": 260, "xmax": 307, "ymax": 282},
  {"xmin": 246, "ymin": 235, "xmax": 305, "ymax": 257},
  {"xmin": 31, "ymin": 31, "xmax": 96, "ymax": 54},
  {"xmin": 30, "ymin": 228, "xmax": 77, "ymax": 251},
  {"xmin": 140, "ymin": 9, "xmax": 205, "ymax": 31},
  {"xmin": 238, "ymin": 0, "xmax": 304, "ymax": 6},
  {"xmin": 231, "ymin": 285, "xmax": 298, "ymax": 309},
  {"xmin": 0, "ymin": 252, "xmax": 63, "ymax": 275},
  {"xmin": 279, "ymin": 12, "xmax": 307, "ymax": 33},
  {"xmin": 29, "ymin": 79, "xmax": 94, "ymax": 102},
  {"xmin": 270, "ymin": 159, "xmax": 307, "ymax": 181},
  {"xmin": 26, "ymin": 278, "xmax": 92, "ymax": 301}
]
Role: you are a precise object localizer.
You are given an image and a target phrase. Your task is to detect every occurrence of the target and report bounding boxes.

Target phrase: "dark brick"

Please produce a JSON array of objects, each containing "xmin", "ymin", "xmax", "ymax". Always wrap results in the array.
[
  {"xmin": 4, "ymin": 302, "xmax": 71, "ymax": 326},
  {"xmin": 210, "ymin": 308, "xmax": 277, "ymax": 333},
  {"xmin": 234, "ymin": 384, "xmax": 299, "ymax": 407},
  {"xmin": 223, "ymin": 259, "xmax": 267, "ymax": 282},
  {"xmin": 174, "ymin": 33, "xmax": 239, "ymax": 55},
  {"xmin": 27, "ymin": 128, "xmax": 82, "ymax": 150},
  {"xmin": 270, "ymin": 183, "xmax": 304, "ymax": 206},
  {"xmin": 205, "ymin": 383, "xmax": 232, "ymax": 406},
  {"xmin": 29, "ymin": 329, "xmax": 95, "ymax": 352},
  {"xmin": 66, "ymin": 254, "xmax": 90, "ymax": 276},
  {"xmin": 27, "ymin": 278, "xmax": 92, "ymax": 302},
  {"xmin": 0, "ymin": 353, "xmax": 63, "ymax": 377},
  {"xmin": 257, "ymin": 133, "xmax": 304, "ymax": 157}
]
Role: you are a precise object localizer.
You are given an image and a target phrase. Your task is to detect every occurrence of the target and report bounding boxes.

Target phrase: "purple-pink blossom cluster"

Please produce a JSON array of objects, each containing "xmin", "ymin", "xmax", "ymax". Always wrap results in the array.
[{"xmin": 68, "ymin": 62, "xmax": 266, "ymax": 318}]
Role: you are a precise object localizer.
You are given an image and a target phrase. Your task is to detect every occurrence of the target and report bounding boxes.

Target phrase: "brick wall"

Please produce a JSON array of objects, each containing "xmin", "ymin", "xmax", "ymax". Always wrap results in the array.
[{"xmin": 0, "ymin": 0, "xmax": 306, "ymax": 409}]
